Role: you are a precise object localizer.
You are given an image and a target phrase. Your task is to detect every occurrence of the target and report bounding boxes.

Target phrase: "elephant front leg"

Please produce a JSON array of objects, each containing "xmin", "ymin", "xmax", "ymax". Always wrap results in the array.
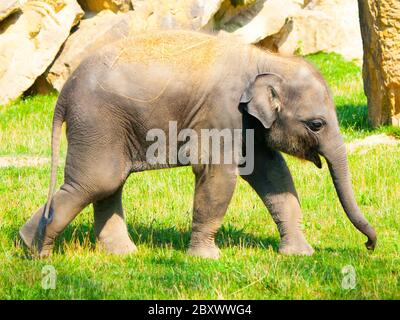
[
  {"xmin": 188, "ymin": 164, "xmax": 237, "ymax": 259},
  {"xmin": 242, "ymin": 149, "xmax": 314, "ymax": 256},
  {"xmin": 93, "ymin": 186, "xmax": 137, "ymax": 255}
]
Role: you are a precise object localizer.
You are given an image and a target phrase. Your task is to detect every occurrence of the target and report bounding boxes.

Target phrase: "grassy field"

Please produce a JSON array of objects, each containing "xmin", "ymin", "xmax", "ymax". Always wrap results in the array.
[{"xmin": 0, "ymin": 53, "xmax": 399, "ymax": 299}]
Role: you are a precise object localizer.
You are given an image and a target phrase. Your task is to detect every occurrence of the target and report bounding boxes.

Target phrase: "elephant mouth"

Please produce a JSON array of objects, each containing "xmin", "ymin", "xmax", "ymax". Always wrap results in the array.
[{"xmin": 307, "ymin": 151, "xmax": 322, "ymax": 169}]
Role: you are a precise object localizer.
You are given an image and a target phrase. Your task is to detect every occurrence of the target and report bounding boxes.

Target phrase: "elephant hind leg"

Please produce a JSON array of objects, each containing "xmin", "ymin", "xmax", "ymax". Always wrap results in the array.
[
  {"xmin": 20, "ymin": 144, "xmax": 131, "ymax": 257},
  {"xmin": 20, "ymin": 173, "xmax": 131, "ymax": 257},
  {"xmin": 93, "ymin": 186, "xmax": 136, "ymax": 255},
  {"xmin": 19, "ymin": 183, "xmax": 90, "ymax": 257}
]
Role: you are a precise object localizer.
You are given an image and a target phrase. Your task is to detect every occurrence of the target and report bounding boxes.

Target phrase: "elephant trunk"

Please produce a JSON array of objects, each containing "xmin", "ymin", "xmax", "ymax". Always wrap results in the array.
[{"xmin": 321, "ymin": 138, "xmax": 377, "ymax": 250}]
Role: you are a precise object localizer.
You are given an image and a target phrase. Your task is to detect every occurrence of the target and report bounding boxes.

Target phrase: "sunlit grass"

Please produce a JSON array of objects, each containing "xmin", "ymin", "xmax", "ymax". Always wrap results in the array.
[
  {"xmin": 1, "ymin": 145, "xmax": 399, "ymax": 299},
  {"xmin": 0, "ymin": 53, "xmax": 399, "ymax": 299},
  {"xmin": 306, "ymin": 52, "xmax": 400, "ymax": 140}
]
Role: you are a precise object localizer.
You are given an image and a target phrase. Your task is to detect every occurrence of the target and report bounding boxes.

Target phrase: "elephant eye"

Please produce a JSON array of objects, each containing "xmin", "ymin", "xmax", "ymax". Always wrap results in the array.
[{"xmin": 306, "ymin": 119, "xmax": 325, "ymax": 132}]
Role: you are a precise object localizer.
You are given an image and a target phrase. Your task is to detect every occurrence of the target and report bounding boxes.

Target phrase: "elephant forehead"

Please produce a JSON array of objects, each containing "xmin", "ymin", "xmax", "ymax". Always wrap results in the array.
[
  {"xmin": 290, "ymin": 67, "xmax": 329, "ymax": 100},
  {"xmin": 286, "ymin": 74, "xmax": 331, "ymax": 118}
]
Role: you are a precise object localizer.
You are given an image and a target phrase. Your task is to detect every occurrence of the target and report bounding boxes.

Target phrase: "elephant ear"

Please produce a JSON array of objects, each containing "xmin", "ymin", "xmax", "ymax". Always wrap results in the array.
[{"xmin": 240, "ymin": 73, "xmax": 284, "ymax": 129}]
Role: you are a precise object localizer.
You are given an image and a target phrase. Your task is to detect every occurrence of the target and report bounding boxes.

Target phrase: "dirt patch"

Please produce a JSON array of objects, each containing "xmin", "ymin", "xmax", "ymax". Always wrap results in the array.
[
  {"xmin": 0, "ymin": 134, "xmax": 398, "ymax": 167},
  {"xmin": 347, "ymin": 134, "xmax": 400, "ymax": 153},
  {"xmin": 0, "ymin": 156, "xmax": 50, "ymax": 168}
]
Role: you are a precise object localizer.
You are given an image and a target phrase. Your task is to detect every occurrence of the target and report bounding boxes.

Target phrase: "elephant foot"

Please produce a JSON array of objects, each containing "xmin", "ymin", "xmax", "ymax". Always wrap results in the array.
[
  {"xmin": 98, "ymin": 235, "xmax": 137, "ymax": 255},
  {"xmin": 19, "ymin": 224, "xmax": 36, "ymax": 251},
  {"xmin": 187, "ymin": 244, "xmax": 220, "ymax": 259},
  {"xmin": 278, "ymin": 236, "xmax": 314, "ymax": 256},
  {"xmin": 19, "ymin": 210, "xmax": 43, "ymax": 249},
  {"xmin": 19, "ymin": 231, "xmax": 54, "ymax": 258},
  {"xmin": 19, "ymin": 217, "xmax": 54, "ymax": 258}
]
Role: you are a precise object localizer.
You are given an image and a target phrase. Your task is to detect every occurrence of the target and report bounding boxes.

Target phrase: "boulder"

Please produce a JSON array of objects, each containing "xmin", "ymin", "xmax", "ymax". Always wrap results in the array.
[
  {"xmin": 307, "ymin": 0, "xmax": 363, "ymax": 60},
  {"xmin": 0, "ymin": 0, "xmax": 24, "ymax": 21},
  {"xmin": 358, "ymin": 0, "xmax": 400, "ymax": 126},
  {"xmin": 130, "ymin": 0, "xmax": 224, "ymax": 30},
  {"xmin": 47, "ymin": 10, "xmax": 136, "ymax": 91},
  {"xmin": 77, "ymin": 0, "xmax": 131, "ymax": 13},
  {"xmin": 260, "ymin": 0, "xmax": 363, "ymax": 61},
  {"xmin": 260, "ymin": 10, "xmax": 339, "ymax": 55},
  {"xmin": 0, "ymin": 0, "xmax": 84, "ymax": 105},
  {"xmin": 208, "ymin": 0, "xmax": 302, "ymax": 43}
]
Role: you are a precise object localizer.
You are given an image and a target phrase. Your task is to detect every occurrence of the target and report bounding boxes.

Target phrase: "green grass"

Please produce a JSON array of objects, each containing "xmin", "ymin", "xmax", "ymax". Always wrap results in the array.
[
  {"xmin": 0, "ymin": 53, "xmax": 399, "ymax": 299},
  {"xmin": 0, "ymin": 93, "xmax": 61, "ymax": 156},
  {"xmin": 305, "ymin": 53, "xmax": 400, "ymax": 140}
]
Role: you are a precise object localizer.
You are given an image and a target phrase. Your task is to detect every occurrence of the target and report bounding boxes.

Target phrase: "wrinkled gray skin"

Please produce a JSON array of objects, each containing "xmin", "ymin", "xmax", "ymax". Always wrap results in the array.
[{"xmin": 20, "ymin": 30, "xmax": 377, "ymax": 258}]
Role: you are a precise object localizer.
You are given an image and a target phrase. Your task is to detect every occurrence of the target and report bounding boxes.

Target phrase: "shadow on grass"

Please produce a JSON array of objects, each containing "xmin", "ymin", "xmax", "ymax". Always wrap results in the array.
[
  {"xmin": 336, "ymin": 103, "xmax": 372, "ymax": 132},
  {"xmin": 12, "ymin": 223, "xmax": 377, "ymax": 260},
  {"xmin": 11, "ymin": 222, "xmax": 280, "ymax": 256},
  {"xmin": 53, "ymin": 223, "xmax": 369, "ymax": 257},
  {"xmin": 129, "ymin": 223, "xmax": 279, "ymax": 251},
  {"xmin": 336, "ymin": 102, "xmax": 400, "ymax": 139},
  {"xmin": 313, "ymin": 245, "xmax": 367, "ymax": 257}
]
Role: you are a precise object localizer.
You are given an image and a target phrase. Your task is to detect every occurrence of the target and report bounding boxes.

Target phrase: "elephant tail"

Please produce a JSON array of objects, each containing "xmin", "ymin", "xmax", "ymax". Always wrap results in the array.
[{"xmin": 43, "ymin": 102, "xmax": 65, "ymax": 220}]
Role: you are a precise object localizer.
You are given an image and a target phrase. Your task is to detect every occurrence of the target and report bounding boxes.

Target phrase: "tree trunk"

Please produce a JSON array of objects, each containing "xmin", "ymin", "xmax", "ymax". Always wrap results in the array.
[{"xmin": 357, "ymin": 0, "xmax": 400, "ymax": 127}]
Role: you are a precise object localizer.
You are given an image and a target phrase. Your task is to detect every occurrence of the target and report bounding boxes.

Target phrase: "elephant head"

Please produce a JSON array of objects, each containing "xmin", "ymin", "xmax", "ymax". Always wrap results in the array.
[{"xmin": 240, "ymin": 62, "xmax": 377, "ymax": 250}]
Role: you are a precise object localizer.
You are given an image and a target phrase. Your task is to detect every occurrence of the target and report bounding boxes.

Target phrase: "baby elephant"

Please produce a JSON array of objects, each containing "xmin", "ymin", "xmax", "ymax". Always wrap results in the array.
[{"xmin": 20, "ymin": 30, "xmax": 376, "ymax": 258}]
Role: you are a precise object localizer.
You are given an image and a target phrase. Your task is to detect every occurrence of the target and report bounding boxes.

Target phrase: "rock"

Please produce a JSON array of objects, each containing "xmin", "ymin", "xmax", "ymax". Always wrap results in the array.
[
  {"xmin": 260, "ymin": 0, "xmax": 363, "ymax": 61},
  {"xmin": 130, "ymin": 0, "xmax": 224, "ymax": 30},
  {"xmin": 306, "ymin": 0, "xmax": 363, "ymax": 60},
  {"xmin": 358, "ymin": 0, "xmax": 400, "ymax": 126},
  {"xmin": 0, "ymin": 0, "xmax": 23, "ymax": 21},
  {"xmin": 47, "ymin": 10, "xmax": 136, "ymax": 91},
  {"xmin": 261, "ymin": 10, "xmax": 338, "ymax": 55},
  {"xmin": 77, "ymin": 0, "xmax": 131, "ymax": 13},
  {"xmin": 208, "ymin": 0, "xmax": 302, "ymax": 43},
  {"xmin": 0, "ymin": 0, "xmax": 84, "ymax": 106}
]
